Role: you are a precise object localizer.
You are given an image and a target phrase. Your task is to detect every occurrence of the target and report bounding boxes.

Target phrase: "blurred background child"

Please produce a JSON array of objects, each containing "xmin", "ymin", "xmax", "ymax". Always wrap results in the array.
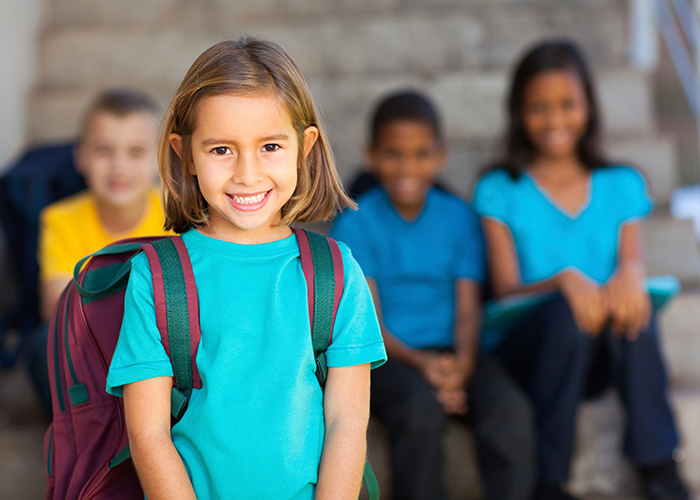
[
  {"xmin": 473, "ymin": 40, "xmax": 689, "ymax": 500},
  {"xmin": 332, "ymin": 91, "xmax": 536, "ymax": 500},
  {"xmin": 30, "ymin": 88, "xmax": 168, "ymax": 418}
]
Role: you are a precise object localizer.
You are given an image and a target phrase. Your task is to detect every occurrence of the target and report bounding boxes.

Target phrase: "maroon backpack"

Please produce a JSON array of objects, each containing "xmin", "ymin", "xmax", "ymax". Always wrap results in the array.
[{"xmin": 44, "ymin": 229, "xmax": 351, "ymax": 499}]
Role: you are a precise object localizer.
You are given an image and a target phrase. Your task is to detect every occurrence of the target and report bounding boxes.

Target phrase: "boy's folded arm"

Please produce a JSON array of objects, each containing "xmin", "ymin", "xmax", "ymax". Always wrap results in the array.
[
  {"xmin": 40, "ymin": 276, "xmax": 71, "ymax": 322},
  {"xmin": 316, "ymin": 363, "xmax": 371, "ymax": 500},
  {"xmin": 451, "ymin": 278, "xmax": 482, "ymax": 388},
  {"xmin": 366, "ymin": 277, "xmax": 436, "ymax": 374},
  {"xmin": 123, "ymin": 376, "xmax": 197, "ymax": 500}
]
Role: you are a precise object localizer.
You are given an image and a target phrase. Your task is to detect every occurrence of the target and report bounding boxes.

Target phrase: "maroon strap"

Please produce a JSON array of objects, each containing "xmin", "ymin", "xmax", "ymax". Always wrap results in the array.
[
  {"xmin": 142, "ymin": 243, "xmax": 168, "ymax": 352},
  {"xmin": 328, "ymin": 237, "xmax": 344, "ymax": 344},
  {"xmin": 293, "ymin": 228, "xmax": 316, "ymax": 331},
  {"xmin": 142, "ymin": 237, "xmax": 202, "ymax": 389}
]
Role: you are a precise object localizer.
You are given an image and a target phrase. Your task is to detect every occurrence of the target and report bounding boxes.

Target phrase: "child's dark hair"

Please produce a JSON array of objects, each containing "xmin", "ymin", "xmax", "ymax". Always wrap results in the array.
[
  {"xmin": 80, "ymin": 88, "xmax": 159, "ymax": 141},
  {"xmin": 499, "ymin": 39, "xmax": 609, "ymax": 178},
  {"xmin": 370, "ymin": 91, "xmax": 443, "ymax": 147}
]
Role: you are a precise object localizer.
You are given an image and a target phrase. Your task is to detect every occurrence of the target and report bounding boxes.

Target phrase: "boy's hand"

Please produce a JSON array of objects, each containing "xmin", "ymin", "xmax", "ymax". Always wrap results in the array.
[
  {"xmin": 436, "ymin": 388, "xmax": 468, "ymax": 416},
  {"xmin": 558, "ymin": 269, "xmax": 609, "ymax": 336},
  {"xmin": 438, "ymin": 353, "xmax": 475, "ymax": 392},
  {"xmin": 414, "ymin": 351, "xmax": 450, "ymax": 389},
  {"xmin": 604, "ymin": 266, "xmax": 650, "ymax": 341}
]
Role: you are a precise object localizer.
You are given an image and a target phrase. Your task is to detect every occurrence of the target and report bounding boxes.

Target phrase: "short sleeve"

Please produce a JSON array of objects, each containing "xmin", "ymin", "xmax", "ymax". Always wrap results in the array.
[
  {"xmin": 617, "ymin": 167, "xmax": 654, "ymax": 222},
  {"xmin": 330, "ymin": 211, "xmax": 378, "ymax": 279},
  {"xmin": 472, "ymin": 170, "xmax": 509, "ymax": 223},
  {"xmin": 325, "ymin": 244, "xmax": 386, "ymax": 369},
  {"xmin": 38, "ymin": 207, "xmax": 77, "ymax": 281},
  {"xmin": 106, "ymin": 252, "xmax": 173, "ymax": 397},
  {"xmin": 455, "ymin": 203, "xmax": 487, "ymax": 283}
]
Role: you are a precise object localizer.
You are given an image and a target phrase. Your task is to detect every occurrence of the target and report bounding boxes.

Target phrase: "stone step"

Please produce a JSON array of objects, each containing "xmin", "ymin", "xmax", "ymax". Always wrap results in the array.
[
  {"xmin": 46, "ymin": 0, "xmax": 628, "ymax": 74},
  {"xmin": 658, "ymin": 290, "xmax": 700, "ymax": 387},
  {"xmin": 365, "ymin": 388, "xmax": 700, "ymax": 499},
  {"xmin": 643, "ymin": 213, "xmax": 700, "ymax": 287},
  {"xmin": 30, "ymin": 66, "xmax": 656, "ymax": 179}
]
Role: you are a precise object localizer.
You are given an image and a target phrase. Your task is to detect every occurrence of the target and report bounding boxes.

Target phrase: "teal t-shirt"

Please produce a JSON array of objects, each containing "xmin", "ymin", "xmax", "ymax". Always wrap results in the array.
[
  {"xmin": 106, "ymin": 228, "xmax": 386, "ymax": 500},
  {"xmin": 472, "ymin": 166, "xmax": 653, "ymax": 284},
  {"xmin": 330, "ymin": 186, "xmax": 485, "ymax": 349}
]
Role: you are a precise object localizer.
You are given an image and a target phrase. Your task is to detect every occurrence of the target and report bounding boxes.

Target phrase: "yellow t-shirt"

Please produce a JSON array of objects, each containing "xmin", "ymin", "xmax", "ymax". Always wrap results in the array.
[{"xmin": 39, "ymin": 188, "xmax": 171, "ymax": 281}]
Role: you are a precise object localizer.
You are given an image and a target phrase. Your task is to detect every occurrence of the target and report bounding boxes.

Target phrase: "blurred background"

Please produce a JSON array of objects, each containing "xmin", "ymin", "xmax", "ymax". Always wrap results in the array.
[{"xmin": 2, "ymin": 0, "xmax": 700, "ymax": 499}]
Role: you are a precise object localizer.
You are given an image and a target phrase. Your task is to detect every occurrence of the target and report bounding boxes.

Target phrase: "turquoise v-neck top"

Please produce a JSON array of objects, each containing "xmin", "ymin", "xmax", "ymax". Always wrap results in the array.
[
  {"xmin": 106, "ymin": 229, "xmax": 386, "ymax": 499},
  {"xmin": 472, "ymin": 166, "xmax": 653, "ymax": 285}
]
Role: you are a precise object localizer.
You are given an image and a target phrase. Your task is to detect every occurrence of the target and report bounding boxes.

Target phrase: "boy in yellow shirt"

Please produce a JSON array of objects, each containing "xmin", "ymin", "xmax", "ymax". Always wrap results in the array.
[{"xmin": 31, "ymin": 89, "xmax": 170, "ymax": 418}]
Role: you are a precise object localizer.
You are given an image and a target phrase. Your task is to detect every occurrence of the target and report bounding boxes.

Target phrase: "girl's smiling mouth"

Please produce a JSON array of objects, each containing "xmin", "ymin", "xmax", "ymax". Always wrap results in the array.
[{"xmin": 226, "ymin": 190, "xmax": 271, "ymax": 211}]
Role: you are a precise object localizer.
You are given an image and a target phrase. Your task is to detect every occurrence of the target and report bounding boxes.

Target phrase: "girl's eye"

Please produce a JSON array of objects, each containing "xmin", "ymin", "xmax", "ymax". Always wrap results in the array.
[
  {"xmin": 212, "ymin": 147, "xmax": 231, "ymax": 155},
  {"xmin": 262, "ymin": 144, "xmax": 280, "ymax": 152}
]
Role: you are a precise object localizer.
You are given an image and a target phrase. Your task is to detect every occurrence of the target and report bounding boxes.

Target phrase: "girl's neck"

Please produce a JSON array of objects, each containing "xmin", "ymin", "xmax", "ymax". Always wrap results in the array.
[
  {"xmin": 527, "ymin": 153, "xmax": 587, "ymax": 181},
  {"xmin": 198, "ymin": 219, "xmax": 293, "ymax": 245},
  {"xmin": 95, "ymin": 199, "xmax": 148, "ymax": 236}
]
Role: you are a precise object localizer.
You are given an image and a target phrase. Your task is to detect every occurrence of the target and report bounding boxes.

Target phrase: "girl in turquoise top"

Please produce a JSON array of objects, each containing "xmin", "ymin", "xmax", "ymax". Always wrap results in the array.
[
  {"xmin": 473, "ymin": 40, "xmax": 688, "ymax": 500},
  {"xmin": 106, "ymin": 37, "xmax": 386, "ymax": 499}
]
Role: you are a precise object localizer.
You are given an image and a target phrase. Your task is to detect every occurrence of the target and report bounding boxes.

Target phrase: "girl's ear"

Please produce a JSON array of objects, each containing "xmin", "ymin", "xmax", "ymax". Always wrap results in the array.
[
  {"xmin": 170, "ymin": 133, "xmax": 183, "ymax": 157},
  {"xmin": 302, "ymin": 126, "xmax": 319, "ymax": 159},
  {"xmin": 170, "ymin": 133, "xmax": 195, "ymax": 175}
]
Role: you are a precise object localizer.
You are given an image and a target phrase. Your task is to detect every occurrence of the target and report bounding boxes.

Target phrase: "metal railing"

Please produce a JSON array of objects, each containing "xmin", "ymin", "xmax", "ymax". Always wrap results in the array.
[{"xmin": 631, "ymin": 0, "xmax": 700, "ymax": 180}]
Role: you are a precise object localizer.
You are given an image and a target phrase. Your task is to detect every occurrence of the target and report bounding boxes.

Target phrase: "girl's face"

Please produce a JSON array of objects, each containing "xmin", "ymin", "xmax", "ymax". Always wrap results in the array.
[
  {"xmin": 521, "ymin": 69, "xmax": 589, "ymax": 162},
  {"xmin": 368, "ymin": 120, "xmax": 445, "ymax": 220},
  {"xmin": 171, "ymin": 93, "xmax": 317, "ymax": 244}
]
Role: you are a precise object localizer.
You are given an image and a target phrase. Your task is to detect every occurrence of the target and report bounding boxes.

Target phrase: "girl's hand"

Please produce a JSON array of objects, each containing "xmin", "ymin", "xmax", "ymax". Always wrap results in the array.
[
  {"xmin": 557, "ymin": 269, "xmax": 609, "ymax": 336},
  {"xmin": 604, "ymin": 266, "xmax": 651, "ymax": 340}
]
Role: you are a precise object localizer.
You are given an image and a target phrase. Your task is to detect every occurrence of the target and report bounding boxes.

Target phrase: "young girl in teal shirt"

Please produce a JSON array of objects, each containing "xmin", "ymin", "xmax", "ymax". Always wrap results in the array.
[
  {"xmin": 473, "ymin": 40, "xmax": 688, "ymax": 500},
  {"xmin": 106, "ymin": 37, "xmax": 386, "ymax": 499}
]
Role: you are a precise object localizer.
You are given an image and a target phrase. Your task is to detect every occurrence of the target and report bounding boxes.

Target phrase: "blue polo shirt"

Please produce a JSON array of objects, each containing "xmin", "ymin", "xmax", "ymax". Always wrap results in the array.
[
  {"xmin": 331, "ymin": 186, "xmax": 485, "ymax": 349},
  {"xmin": 106, "ymin": 228, "xmax": 386, "ymax": 500},
  {"xmin": 472, "ymin": 166, "xmax": 653, "ymax": 284}
]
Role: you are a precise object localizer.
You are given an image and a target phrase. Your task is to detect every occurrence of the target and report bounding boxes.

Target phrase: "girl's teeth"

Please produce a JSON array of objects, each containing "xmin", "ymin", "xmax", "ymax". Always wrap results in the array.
[{"xmin": 232, "ymin": 192, "xmax": 267, "ymax": 204}]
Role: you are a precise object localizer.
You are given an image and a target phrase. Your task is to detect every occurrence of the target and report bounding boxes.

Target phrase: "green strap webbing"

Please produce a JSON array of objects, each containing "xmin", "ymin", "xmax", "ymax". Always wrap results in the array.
[
  {"xmin": 305, "ymin": 232, "xmax": 379, "ymax": 499},
  {"xmin": 73, "ymin": 242, "xmax": 144, "ymax": 299},
  {"xmin": 363, "ymin": 460, "xmax": 380, "ymax": 499},
  {"xmin": 150, "ymin": 238, "xmax": 194, "ymax": 421},
  {"xmin": 109, "ymin": 443, "xmax": 131, "ymax": 469},
  {"xmin": 305, "ymin": 232, "xmax": 335, "ymax": 378}
]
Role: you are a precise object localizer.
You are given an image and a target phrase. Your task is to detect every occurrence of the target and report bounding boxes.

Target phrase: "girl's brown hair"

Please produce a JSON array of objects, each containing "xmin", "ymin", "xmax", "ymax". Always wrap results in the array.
[{"xmin": 159, "ymin": 36, "xmax": 355, "ymax": 233}]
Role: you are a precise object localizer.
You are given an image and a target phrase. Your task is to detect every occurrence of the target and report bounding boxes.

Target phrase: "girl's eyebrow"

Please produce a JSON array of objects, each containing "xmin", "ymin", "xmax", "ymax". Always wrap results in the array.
[{"xmin": 200, "ymin": 134, "xmax": 290, "ymax": 147}]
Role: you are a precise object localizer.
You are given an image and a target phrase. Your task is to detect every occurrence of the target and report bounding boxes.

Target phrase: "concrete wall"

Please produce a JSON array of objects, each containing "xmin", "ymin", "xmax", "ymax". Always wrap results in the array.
[
  {"xmin": 28, "ymin": 0, "xmax": 657, "ymax": 200},
  {"xmin": 0, "ymin": 0, "xmax": 42, "ymax": 171}
]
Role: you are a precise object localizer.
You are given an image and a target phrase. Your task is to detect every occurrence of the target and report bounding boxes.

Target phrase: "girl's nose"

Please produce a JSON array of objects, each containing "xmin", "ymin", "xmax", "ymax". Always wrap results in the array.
[{"xmin": 232, "ymin": 153, "xmax": 263, "ymax": 186}]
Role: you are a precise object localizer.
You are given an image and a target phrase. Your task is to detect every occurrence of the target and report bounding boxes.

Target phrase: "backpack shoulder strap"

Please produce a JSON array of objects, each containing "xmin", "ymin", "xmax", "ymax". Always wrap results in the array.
[
  {"xmin": 142, "ymin": 236, "xmax": 202, "ymax": 423},
  {"xmin": 292, "ymin": 228, "xmax": 380, "ymax": 500},
  {"xmin": 292, "ymin": 228, "xmax": 343, "ymax": 388}
]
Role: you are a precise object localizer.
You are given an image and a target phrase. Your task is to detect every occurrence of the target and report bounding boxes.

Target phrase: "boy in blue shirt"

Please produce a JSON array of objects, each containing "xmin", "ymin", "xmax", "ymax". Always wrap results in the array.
[{"xmin": 332, "ymin": 91, "xmax": 536, "ymax": 500}]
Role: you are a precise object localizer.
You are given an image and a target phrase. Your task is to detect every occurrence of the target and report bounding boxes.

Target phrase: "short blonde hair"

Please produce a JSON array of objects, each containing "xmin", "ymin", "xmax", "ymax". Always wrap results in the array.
[{"xmin": 159, "ymin": 36, "xmax": 354, "ymax": 234}]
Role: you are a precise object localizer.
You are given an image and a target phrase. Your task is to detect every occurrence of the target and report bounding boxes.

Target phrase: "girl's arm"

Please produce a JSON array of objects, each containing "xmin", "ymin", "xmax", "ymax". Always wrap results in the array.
[
  {"xmin": 316, "ymin": 363, "xmax": 371, "ymax": 500},
  {"xmin": 123, "ymin": 377, "xmax": 197, "ymax": 500},
  {"xmin": 604, "ymin": 221, "xmax": 650, "ymax": 339},
  {"xmin": 482, "ymin": 217, "xmax": 608, "ymax": 335}
]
